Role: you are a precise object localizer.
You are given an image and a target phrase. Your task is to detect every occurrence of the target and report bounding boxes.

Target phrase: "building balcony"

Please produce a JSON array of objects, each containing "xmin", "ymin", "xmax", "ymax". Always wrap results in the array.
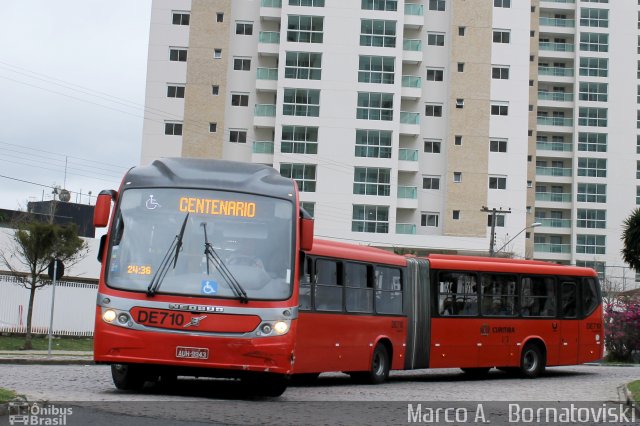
[
  {"xmin": 538, "ymin": 42, "xmax": 575, "ymax": 59},
  {"xmin": 535, "ymin": 192, "xmax": 572, "ymax": 208},
  {"xmin": 536, "ymin": 166, "xmax": 572, "ymax": 177},
  {"xmin": 399, "ymin": 111, "xmax": 420, "ymax": 135},
  {"xmin": 260, "ymin": 0, "xmax": 282, "ymax": 20},
  {"xmin": 534, "ymin": 243, "xmax": 571, "ymax": 254},
  {"xmin": 401, "ymin": 75, "xmax": 422, "ymax": 99},
  {"xmin": 396, "ymin": 186, "xmax": 418, "ymax": 209},
  {"xmin": 256, "ymin": 67, "xmax": 278, "ymax": 91},
  {"xmin": 537, "ymin": 116, "xmax": 574, "ymax": 128},
  {"xmin": 258, "ymin": 32, "xmax": 280, "ymax": 56},
  {"xmin": 396, "ymin": 223, "xmax": 417, "ymax": 235},
  {"xmin": 538, "ymin": 91, "xmax": 573, "ymax": 103},
  {"xmin": 402, "ymin": 40, "xmax": 423, "ymax": 63},
  {"xmin": 535, "ymin": 218, "xmax": 572, "ymax": 229},
  {"xmin": 536, "ymin": 140, "xmax": 573, "ymax": 152},
  {"xmin": 403, "ymin": 3, "xmax": 424, "ymax": 28},
  {"xmin": 540, "ymin": 0, "xmax": 575, "ymax": 10},
  {"xmin": 539, "ymin": 17, "xmax": 575, "ymax": 29},
  {"xmin": 537, "ymin": 66, "xmax": 574, "ymax": 84},
  {"xmin": 253, "ymin": 104, "xmax": 276, "ymax": 127},
  {"xmin": 252, "ymin": 141, "xmax": 274, "ymax": 163},
  {"xmin": 398, "ymin": 149, "xmax": 419, "ymax": 172}
]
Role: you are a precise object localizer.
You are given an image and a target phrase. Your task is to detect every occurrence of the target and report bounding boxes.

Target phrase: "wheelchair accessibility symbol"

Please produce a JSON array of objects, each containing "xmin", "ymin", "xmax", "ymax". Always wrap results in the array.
[
  {"xmin": 145, "ymin": 194, "xmax": 161, "ymax": 210},
  {"xmin": 201, "ymin": 280, "xmax": 218, "ymax": 295}
]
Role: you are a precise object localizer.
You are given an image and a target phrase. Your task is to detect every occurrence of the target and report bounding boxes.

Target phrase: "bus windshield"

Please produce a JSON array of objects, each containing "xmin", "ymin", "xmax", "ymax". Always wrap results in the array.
[{"xmin": 105, "ymin": 188, "xmax": 295, "ymax": 300}]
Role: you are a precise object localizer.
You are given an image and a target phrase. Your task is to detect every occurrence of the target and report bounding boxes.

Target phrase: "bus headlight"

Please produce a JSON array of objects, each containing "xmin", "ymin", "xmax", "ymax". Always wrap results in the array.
[
  {"xmin": 102, "ymin": 309, "xmax": 117, "ymax": 323},
  {"xmin": 273, "ymin": 321, "xmax": 289, "ymax": 335}
]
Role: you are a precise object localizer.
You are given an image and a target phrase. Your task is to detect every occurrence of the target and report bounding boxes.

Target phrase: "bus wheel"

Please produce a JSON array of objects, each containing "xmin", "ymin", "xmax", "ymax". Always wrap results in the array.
[
  {"xmin": 519, "ymin": 343, "xmax": 545, "ymax": 378},
  {"xmin": 351, "ymin": 343, "xmax": 390, "ymax": 384},
  {"xmin": 461, "ymin": 367, "xmax": 491, "ymax": 378},
  {"xmin": 111, "ymin": 364, "xmax": 146, "ymax": 391}
]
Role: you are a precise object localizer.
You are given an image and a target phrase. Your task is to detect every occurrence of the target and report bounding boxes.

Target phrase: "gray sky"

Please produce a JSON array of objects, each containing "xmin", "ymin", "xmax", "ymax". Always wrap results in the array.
[{"xmin": 0, "ymin": 1, "xmax": 152, "ymax": 210}]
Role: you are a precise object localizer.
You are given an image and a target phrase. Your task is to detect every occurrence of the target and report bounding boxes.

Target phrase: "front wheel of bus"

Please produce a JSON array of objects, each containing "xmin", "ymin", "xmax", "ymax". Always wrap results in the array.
[
  {"xmin": 520, "ymin": 343, "xmax": 545, "ymax": 379},
  {"xmin": 111, "ymin": 364, "xmax": 146, "ymax": 391},
  {"xmin": 351, "ymin": 343, "xmax": 390, "ymax": 384}
]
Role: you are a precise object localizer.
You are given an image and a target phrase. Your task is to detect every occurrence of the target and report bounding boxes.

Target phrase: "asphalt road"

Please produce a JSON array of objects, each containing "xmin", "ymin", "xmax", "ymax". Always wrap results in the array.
[{"xmin": 0, "ymin": 364, "xmax": 637, "ymax": 425}]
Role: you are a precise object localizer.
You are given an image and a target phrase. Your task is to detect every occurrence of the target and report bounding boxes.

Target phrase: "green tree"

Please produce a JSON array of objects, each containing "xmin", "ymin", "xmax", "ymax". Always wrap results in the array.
[
  {"xmin": 622, "ymin": 208, "xmax": 640, "ymax": 271},
  {"xmin": 0, "ymin": 221, "xmax": 87, "ymax": 349}
]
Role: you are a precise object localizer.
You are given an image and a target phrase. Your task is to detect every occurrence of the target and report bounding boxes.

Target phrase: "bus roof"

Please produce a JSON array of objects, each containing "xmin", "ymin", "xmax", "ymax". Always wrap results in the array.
[
  {"xmin": 427, "ymin": 253, "xmax": 551, "ymax": 266},
  {"xmin": 123, "ymin": 158, "xmax": 295, "ymax": 200},
  {"xmin": 427, "ymin": 257, "xmax": 598, "ymax": 277},
  {"xmin": 308, "ymin": 239, "xmax": 406, "ymax": 267}
]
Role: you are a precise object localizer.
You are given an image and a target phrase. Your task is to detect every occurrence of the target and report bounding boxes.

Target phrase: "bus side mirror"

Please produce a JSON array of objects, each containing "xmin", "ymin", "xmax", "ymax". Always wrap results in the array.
[
  {"xmin": 94, "ymin": 190, "xmax": 117, "ymax": 228},
  {"xmin": 300, "ymin": 217, "xmax": 314, "ymax": 252}
]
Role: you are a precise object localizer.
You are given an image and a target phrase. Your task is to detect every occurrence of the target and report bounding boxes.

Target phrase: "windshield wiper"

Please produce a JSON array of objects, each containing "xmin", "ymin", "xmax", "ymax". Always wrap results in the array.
[
  {"xmin": 147, "ymin": 213, "xmax": 189, "ymax": 297},
  {"xmin": 201, "ymin": 222, "xmax": 248, "ymax": 304}
]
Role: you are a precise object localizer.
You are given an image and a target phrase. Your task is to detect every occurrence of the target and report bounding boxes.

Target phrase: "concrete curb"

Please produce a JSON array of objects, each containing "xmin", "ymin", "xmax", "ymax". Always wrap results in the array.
[
  {"xmin": 622, "ymin": 384, "xmax": 640, "ymax": 417},
  {"xmin": 0, "ymin": 358, "xmax": 94, "ymax": 365}
]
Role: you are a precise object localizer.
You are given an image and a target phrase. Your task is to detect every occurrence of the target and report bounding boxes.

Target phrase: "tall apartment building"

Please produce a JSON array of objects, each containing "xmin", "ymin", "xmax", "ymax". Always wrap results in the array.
[{"xmin": 141, "ymin": 0, "xmax": 640, "ymax": 287}]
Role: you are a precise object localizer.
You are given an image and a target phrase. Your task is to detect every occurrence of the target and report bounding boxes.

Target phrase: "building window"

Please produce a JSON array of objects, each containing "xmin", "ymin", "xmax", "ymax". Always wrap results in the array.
[
  {"xmin": 454, "ymin": 135, "xmax": 462, "ymax": 145},
  {"xmin": 578, "ymin": 133, "xmax": 607, "ymax": 152},
  {"xmin": 358, "ymin": 56, "xmax": 394, "ymax": 84},
  {"xmin": 235, "ymin": 22, "xmax": 253, "ymax": 35},
  {"xmin": 491, "ymin": 103, "xmax": 509, "ymax": 116},
  {"xmin": 423, "ymin": 176, "xmax": 440, "ymax": 190},
  {"xmin": 490, "ymin": 139, "xmax": 507, "ymax": 152},
  {"xmin": 172, "ymin": 12, "xmax": 190, "ymax": 25},
  {"xmin": 579, "ymin": 82, "xmax": 608, "ymax": 102},
  {"xmin": 637, "ymin": 186, "xmax": 640, "ymax": 205},
  {"xmin": 494, "ymin": 0, "xmax": 510, "ymax": 7},
  {"xmin": 352, "ymin": 205, "xmax": 389, "ymax": 233},
  {"xmin": 421, "ymin": 212, "xmax": 440, "ymax": 227},
  {"xmin": 291, "ymin": 0, "xmax": 326, "ymax": 6},
  {"xmin": 212, "ymin": 85, "xmax": 220, "ymax": 95},
  {"xmin": 169, "ymin": 48, "xmax": 187, "ymax": 62},
  {"xmin": 164, "ymin": 122, "xmax": 183, "ymax": 136},
  {"xmin": 214, "ymin": 49, "xmax": 222, "ymax": 59},
  {"xmin": 424, "ymin": 139, "xmax": 441, "ymax": 153},
  {"xmin": 493, "ymin": 30, "xmax": 510, "ymax": 43},
  {"xmin": 576, "ymin": 235, "xmax": 606, "ymax": 255},
  {"xmin": 427, "ymin": 32, "xmax": 445, "ymax": 46},
  {"xmin": 283, "ymin": 88, "xmax": 320, "ymax": 117},
  {"xmin": 577, "ymin": 183, "xmax": 606, "ymax": 203},
  {"xmin": 453, "ymin": 172, "xmax": 462, "ymax": 183},
  {"xmin": 355, "ymin": 129, "xmax": 392, "ymax": 158},
  {"xmin": 579, "ymin": 57, "xmax": 608, "ymax": 77},
  {"xmin": 487, "ymin": 214, "xmax": 505, "ymax": 227},
  {"xmin": 361, "ymin": 0, "xmax": 397, "ymax": 10},
  {"xmin": 281, "ymin": 126, "xmax": 318, "ymax": 154},
  {"xmin": 209, "ymin": 122, "xmax": 217, "ymax": 133},
  {"xmin": 216, "ymin": 12, "xmax": 224, "ymax": 22},
  {"xmin": 452, "ymin": 210, "xmax": 460, "ymax": 220},
  {"xmin": 426, "ymin": 68, "xmax": 444, "ymax": 81},
  {"xmin": 578, "ymin": 107, "xmax": 607, "ymax": 127},
  {"xmin": 300, "ymin": 202, "xmax": 315, "ymax": 218},
  {"xmin": 456, "ymin": 99, "xmax": 464, "ymax": 109},
  {"xmin": 429, "ymin": 0, "xmax": 446, "ymax": 11},
  {"xmin": 580, "ymin": 32, "xmax": 609, "ymax": 52},
  {"xmin": 425, "ymin": 103, "xmax": 443, "ymax": 117},
  {"xmin": 577, "ymin": 209, "xmax": 606, "ymax": 229},
  {"xmin": 489, "ymin": 176, "xmax": 507, "ymax": 189},
  {"xmin": 229, "ymin": 130, "xmax": 247, "ymax": 143},
  {"xmin": 580, "ymin": 7, "xmax": 609, "ymax": 28},
  {"xmin": 353, "ymin": 167, "xmax": 391, "ymax": 196},
  {"xmin": 285, "ymin": 52, "xmax": 322, "ymax": 80},
  {"xmin": 233, "ymin": 58, "xmax": 251, "ymax": 71},
  {"xmin": 280, "ymin": 163, "xmax": 317, "ymax": 192},
  {"xmin": 360, "ymin": 19, "xmax": 396, "ymax": 47},
  {"xmin": 457, "ymin": 63, "xmax": 464, "ymax": 72},
  {"xmin": 357, "ymin": 92, "xmax": 393, "ymax": 121},
  {"xmin": 492, "ymin": 65, "xmax": 510, "ymax": 79},
  {"xmin": 458, "ymin": 26, "xmax": 465, "ymax": 36},
  {"xmin": 167, "ymin": 85, "xmax": 185, "ymax": 98},
  {"xmin": 287, "ymin": 15, "xmax": 324, "ymax": 43},
  {"xmin": 578, "ymin": 158, "xmax": 607, "ymax": 178},
  {"xmin": 231, "ymin": 93, "xmax": 249, "ymax": 106}
]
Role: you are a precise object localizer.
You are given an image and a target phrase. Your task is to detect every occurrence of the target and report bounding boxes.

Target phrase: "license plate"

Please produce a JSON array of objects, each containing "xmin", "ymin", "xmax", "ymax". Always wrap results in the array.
[{"xmin": 176, "ymin": 346, "xmax": 209, "ymax": 360}]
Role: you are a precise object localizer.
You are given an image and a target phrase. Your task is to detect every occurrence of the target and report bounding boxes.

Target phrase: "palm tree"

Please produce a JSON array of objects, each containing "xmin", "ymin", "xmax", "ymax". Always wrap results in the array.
[{"xmin": 621, "ymin": 208, "xmax": 640, "ymax": 271}]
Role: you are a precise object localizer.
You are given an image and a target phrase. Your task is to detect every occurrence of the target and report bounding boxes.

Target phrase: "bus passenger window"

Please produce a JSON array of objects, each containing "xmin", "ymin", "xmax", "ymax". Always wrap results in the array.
[
  {"xmin": 480, "ymin": 274, "xmax": 517, "ymax": 316},
  {"xmin": 299, "ymin": 256, "xmax": 313, "ymax": 311},
  {"xmin": 561, "ymin": 282, "xmax": 577, "ymax": 318},
  {"xmin": 438, "ymin": 272, "xmax": 478, "ymax": 316},
  {"xmin": 582, "ymin": 277, "xmax": 599, "ymax": 316},
  {"xmin": 345, "ymin": 262, "xmax": 373, "ymax": 313},
  {"xmin": 315, "ymin": 259, "xmax": 342, "ymax": 311},
  {"xmin": 521, "ymin": 276, "xmax": 556, "ymax": 317},
  {"xmin": 375, "ymin": 267, "xmax": 402, "ymax": 314}
]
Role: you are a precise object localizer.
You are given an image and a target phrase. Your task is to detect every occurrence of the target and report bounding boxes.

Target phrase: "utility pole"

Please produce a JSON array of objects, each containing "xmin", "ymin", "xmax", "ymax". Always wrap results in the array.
[{"xmin": 481, "ymin": 206, "xmax": 511, "ymax": 256}]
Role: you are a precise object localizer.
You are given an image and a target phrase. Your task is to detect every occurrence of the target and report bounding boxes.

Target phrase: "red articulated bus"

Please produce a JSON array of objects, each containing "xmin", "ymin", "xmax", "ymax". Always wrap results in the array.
[{"xmin": 93, "ymin": 158, "xmax": 603, "ymax": 396}]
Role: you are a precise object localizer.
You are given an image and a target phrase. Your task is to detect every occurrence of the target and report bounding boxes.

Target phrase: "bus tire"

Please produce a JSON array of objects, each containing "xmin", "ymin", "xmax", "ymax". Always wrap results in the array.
[
  {"xmin": 461, "ymin": 367, "xmax": 491, "ymax": 377},
  {"xmin": 519, "ymin": 343, "xmax": 545, "ymax": 378},
  {"xmin": 111, "ymin": 364, "xmax": 146, "ymax": 391},
  {"xmin": 351, "ymin": 343, "xmax": 390, "ymax": 385}
]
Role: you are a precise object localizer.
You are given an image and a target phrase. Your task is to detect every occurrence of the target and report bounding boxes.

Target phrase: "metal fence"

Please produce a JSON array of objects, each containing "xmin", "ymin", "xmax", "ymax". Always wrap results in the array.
[{"xmin": 0, "ymin": 273, "xmax": 97, "ymax": 336}]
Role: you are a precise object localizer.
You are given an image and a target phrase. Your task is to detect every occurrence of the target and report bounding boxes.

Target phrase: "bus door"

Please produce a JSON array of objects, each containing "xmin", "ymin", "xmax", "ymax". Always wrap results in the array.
[
  {"xmin": 558, "ymin": 279, "xmax": 579, "ymax": 365},
  {"xmin": 430, "ymin": 271, "xmax": 479, "ymax": 368},
  {"xmin": 578, "ymin": 277, "xmax": 603, "ymax": 363},
  {"xmin": 403, "ymin": 258, "xmax": 430, "ymax": 370}
]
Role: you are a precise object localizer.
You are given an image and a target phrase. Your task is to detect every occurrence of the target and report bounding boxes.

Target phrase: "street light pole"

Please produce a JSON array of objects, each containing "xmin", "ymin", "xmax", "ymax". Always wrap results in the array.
[
  {"xmin": 494, "ymin": 222, "xmax": 542, "ymax": 256},
  {"xmin": 481, "ymin": 206, "xmax": 511, "ymax": 256}
]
